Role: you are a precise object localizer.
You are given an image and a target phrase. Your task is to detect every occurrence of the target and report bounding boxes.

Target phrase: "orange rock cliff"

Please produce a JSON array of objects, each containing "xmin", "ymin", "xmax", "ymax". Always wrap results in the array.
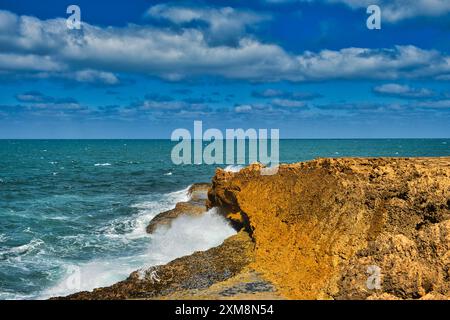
[
  {"xmin": 207, "ymin": 158, "xmax": 450, "ymax": 299},
  {"xmin": 57, "ymin": 157, "xmax": 450, "ymax": 300}
]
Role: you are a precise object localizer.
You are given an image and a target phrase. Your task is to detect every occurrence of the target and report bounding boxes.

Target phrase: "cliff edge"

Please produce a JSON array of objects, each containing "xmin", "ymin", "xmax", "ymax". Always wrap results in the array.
[
  {"xmin": 207, "ymin": 157, "xmax": 450, "ymax": 299},
  {"xmin": 56, "ymin": 157, "xmax": 450, "ymax": 300}
]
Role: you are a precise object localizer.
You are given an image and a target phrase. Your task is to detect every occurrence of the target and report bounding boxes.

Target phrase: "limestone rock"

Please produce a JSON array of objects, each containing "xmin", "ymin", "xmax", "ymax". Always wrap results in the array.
[
  {"xmin": 146, "ymin": 183, "xmax": 210, "ymax": 234},
  {"xmin": 207, "ymin": 157, "xmax": 450, "ymax": 299},
  {"xmin": 55, "ymin": 157, "xmax": 450, "ymax": 300},
  {"xmin": 54, "ymin": 231, "xmax": 255, "ymax": 300}
]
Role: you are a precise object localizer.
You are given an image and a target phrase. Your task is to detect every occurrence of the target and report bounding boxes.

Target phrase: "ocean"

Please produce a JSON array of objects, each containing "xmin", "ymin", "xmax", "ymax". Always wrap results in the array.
[{"xmin": 0, "ymin": 139, "xmax": 449, "ymax": 299}]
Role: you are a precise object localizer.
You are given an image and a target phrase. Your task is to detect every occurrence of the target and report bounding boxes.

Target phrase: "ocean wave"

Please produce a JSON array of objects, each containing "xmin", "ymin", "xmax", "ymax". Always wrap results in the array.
[
  {"xmin": 101, "ymin": 185, "xmax": 191, "ymax": 241},
  {"xmin": 5, "ymin": 185, "xmax": 221, "ymax": 299},
  {"xmin": 144, "ymin": 208, "xmax": 235, "ymax": 266},
  {"xmin": 224, "ymin": 165, "xmax": 243, "ymax": 172},
  {"xmin": 0, "ymin": 238, "xmax": 44, "ymax": 261},
  {"xmin": 39, "ymin": 206, "xmax": 235, "ymax": 299},
  {"xmin": 94, "ymin": 163, "xmax": 112, "ymax": 167}
]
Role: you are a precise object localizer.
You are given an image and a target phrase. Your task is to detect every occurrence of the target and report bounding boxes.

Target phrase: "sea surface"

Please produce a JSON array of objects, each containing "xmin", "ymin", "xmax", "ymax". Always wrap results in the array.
[{"xmin": 0, "ymin": 139, "xmax": 449, "ymax": 299}]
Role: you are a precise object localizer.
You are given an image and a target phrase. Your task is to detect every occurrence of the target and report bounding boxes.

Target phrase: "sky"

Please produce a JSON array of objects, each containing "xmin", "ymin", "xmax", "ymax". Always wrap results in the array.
[{"xmin": 0, "ymin": 0, "xmax": 449, "ymax": 138}]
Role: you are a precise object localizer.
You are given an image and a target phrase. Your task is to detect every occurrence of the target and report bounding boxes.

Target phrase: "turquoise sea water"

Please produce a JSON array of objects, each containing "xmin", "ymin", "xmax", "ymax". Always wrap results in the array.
[{"xmin": 0, "ymin": 139, "xmax": 449, "ymax": 299}]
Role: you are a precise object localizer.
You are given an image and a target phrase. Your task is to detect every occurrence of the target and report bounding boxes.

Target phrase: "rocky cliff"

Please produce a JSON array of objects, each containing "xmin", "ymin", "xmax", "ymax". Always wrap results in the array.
[
  {"xmin": 207, "ymin": 158, "xmax": 450, "ymax": 299},
  {"xmin": 57, "ymin": 157, "xmax": 450, "ymax": 300}
]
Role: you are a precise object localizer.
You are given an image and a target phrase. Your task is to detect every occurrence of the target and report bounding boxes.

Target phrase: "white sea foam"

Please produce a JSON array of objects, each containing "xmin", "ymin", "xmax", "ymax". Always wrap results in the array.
[
  {"xmin": 0, "ymin": 238, "xmax": 44, "ymax": 260},
  {"xmin": 39, "ymin": 186, "xmax": 193, "ymax": 300},
  {"xmin": 10, "ymin": 239, "xmax": 44, "ymax": 255},
  {"xmin": 224, "ymin": 165, "xmax": 243, "ymax": 172},
  {"xmin": 117, "ymin": 186, "xmax": 191, "ymax": 239},
  {"xmin": 94, "ymin": 163, "xmax": 112, "ymax": 167},
  {"xmin": 143, "ymin": 208, "xmax": 235, "ymax": 265},
  {"xmin": 39, "ymin": 205, "xmax": 235, "ymax": 299}
]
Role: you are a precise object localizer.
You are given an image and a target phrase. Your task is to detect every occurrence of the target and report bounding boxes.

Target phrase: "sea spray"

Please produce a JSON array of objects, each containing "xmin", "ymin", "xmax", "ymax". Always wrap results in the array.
[
  {"xmin": 1, "ymin": 139, "xmax": 447, "ymax": 300},
  {"xmin": 39, "ymin": 206, "xmax": 235, "ymax": 298}
]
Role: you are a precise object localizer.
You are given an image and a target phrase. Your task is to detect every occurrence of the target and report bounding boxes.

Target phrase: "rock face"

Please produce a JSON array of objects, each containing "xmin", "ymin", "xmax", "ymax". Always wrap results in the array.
[
  {"xmin": 55, "ymin": 158, "xmax": 450, "ymax": 300},
  {"xmin": 56, "ymin": 182, "xmax": 281, "ymax": 300},
  {"xmin": 146, "ymin": 183, "xmax": 210, "ymax": 234},
  {"xmin": 207, "ymin": 158, "xmax": 450, "ymax": 299},
  {"xmin": 56, "ymin": 231, "xmax": 255, "ymax": 300}
]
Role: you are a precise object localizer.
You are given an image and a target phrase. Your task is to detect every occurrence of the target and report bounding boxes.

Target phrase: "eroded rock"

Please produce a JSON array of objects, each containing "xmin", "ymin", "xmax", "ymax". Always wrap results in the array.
[
  {"xmin": 55, "ymin": 158, "xmax": 450, "ymax": 300},
  {"xmin": 54, "ymin": 231, "xmax": 255, "ymax": 300},
  {"xmin": 146, "ymin": 183, "xmax": 210, "ymax": 234},
  {"xmin": 207, "ymin": 158, "xmax": 450, "ymax": 299}
]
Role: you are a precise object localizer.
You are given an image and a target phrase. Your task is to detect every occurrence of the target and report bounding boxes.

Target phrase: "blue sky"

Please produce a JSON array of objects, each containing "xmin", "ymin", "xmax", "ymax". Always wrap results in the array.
[{"xmin": 0, "ymin": 0, "xmax": 449, "ymax": 138}]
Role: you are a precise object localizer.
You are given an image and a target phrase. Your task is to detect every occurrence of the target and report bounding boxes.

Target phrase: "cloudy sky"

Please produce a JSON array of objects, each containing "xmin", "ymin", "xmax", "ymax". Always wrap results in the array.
[{"xmin": 0, "ymin": 0, "xmax": 449, "ymax": 138}]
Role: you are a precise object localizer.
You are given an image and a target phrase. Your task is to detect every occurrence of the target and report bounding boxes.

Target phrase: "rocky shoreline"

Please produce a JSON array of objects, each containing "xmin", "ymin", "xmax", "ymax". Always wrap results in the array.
[{"xmin": 55, "ymin": 157, "xmax": 450, "ymax": 300}]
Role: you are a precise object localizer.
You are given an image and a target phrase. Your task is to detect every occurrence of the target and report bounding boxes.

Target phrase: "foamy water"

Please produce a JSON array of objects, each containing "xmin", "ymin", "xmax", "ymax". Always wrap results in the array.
[
  {"xmin": 224, "ymin": 165, "xmax": 244, "ymax": 172},
  {"xmin": 1, "ymin": 139, "xmax": 448, "ymax": 300},
  {"xmin": 38, "ymin": 190, "xmax": 235, "ymax": 299}
]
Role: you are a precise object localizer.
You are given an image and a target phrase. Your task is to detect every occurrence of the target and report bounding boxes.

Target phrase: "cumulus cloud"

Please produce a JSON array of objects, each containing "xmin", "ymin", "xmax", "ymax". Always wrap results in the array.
[
  {"xmin": 413, "ymin": 100, "xmax": 450, "ymax": 109},
  {"xmin": 0, "ymin": 9, "xmax": 450, "ymax": 84},
  {"xmin": 2, "ymin": 91, "xmax": 88, "ymax": 120},
  {"xmin": 252, "ymin": 88, "xmax": 322, "ymax": 100},
  {"xmin": 123, "ymin": 95, "xmax": 214, "ymax": 120},
  {"xmin": 0, "ymin": 53, "xmax": 62, "ymax": 72},
  {"xmin": 264, "ymin": 0, "xmax": 450, "ymax": 22},
  {"xmin": 252, "ymin": 89, "xmax": 320, "ymax": 108},
  {"xmin": 373, "ymin": 83, "xmax": 435, "ymax": 98},
  {"xmin": 331, "ymin": 0, "xmax": 450, "ymax": 22},
  {"xmin": 15, "ymin": 91, "xmax": 79, "ymax": 104},
  {"xmin": 15, "ymin": 91, "xmax": 54, "ymax": 103},
  {"xmin": 234, "ymin": 104, "xmax": 253, "ymax": 113},
  {"xmin": 271, "ymin": 98, "xmax": 307, "ymax": 108},
  {"xmin": 146, "ymin": 4, "xmax": 270, "ymax": 45},
  {"xmin": 72, "ymin": 70, "xmax": 119, "ymax": 85},
  {"xmin": 3, "ymin": 91, "xmax": 215, "ymax": 121}
]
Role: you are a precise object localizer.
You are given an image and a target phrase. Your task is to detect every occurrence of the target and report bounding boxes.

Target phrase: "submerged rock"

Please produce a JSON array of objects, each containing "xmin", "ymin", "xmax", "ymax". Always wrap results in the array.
[{"xmin": 146, "ymin": 183, "xmax": 210, "ymax": 234}]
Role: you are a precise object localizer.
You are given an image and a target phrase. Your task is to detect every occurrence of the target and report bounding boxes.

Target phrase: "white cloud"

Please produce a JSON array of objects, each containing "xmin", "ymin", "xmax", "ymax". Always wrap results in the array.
[
  {"xmin": 139, "ymin": 100, "xmax": 187, "ymax": 111},
  {"xmin": 373, "ymin": 83, "xmax": 435, "ymax": 98},
  {"xmin": 272, "ymin": 98, "xmax": 306, "ymax": 107},
  {"xmin": 265, "ymin": 0, "xmax": 450, "ymax": 22},
  {"xmin": 72, "ymin": 70, "xmax": 119, "ymax": 85},
  {"xmin": 414, "ymin": 100, "xmax": 450, "ymax": 108},
  {"xmin": 0, "ymin": 9, "xmax": 450, "ymax": 84},
  {"xmin": 253, "ymin": 89, "xmax": 285, "ymax": 98},
  {"xmin": 235, "ymin": 105, "xmax": 253, "ymax": 113},
  {"xmin": 332, "ymin": 0, "xmax": 450, "ymax": 22},
  {"xmin": 147, "ymin": 4, "xmax": 270, "ymax": 45},
  {"xmin": 0, "ymin": 53, "xmax": 62, "ymax": 72}
]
